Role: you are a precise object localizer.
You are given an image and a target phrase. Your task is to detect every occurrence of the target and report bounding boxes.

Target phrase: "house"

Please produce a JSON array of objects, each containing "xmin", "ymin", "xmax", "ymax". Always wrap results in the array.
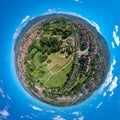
[
  {"xmin": 86, "ymin": 81, "xmax": 96, "ymax": 90},
  {"xmin": 80, "ymin": 86, "xmax": 88, "ymax": 95},
  {"xmin": 84, "ymin": 57, "xmax": 91, "ymax": 65},
  {"xmin": 82, "ymin": 65, "xmax": 89, "ymax": 73}
]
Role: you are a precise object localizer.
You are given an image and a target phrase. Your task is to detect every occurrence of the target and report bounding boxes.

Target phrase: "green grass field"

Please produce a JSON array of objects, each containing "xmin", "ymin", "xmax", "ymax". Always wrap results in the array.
[
  {"xmin": 51, "ymin": 64, "xmax": 61, "ymax": 72},
  {"xmin": 45, "ymin": 60, "xmax": 73, "ymax": 88},
  {"xmin": 33, "ymin": 51, "xmax": 42, "ymax": 68},
  {"xmin": 46, "ymin": 52, "xmax": 69, "ymax": 69},
  {"xmin": 30, "ymin": 50, "xmax": 72, "ymax": 88}
]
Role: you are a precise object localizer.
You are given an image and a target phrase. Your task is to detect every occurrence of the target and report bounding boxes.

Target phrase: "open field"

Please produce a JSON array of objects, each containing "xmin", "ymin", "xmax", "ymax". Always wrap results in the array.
[
  {"xmin": 51, "ymin": 64, "xmax": 61, "ymax": 73},
  {"xmin": 30, "ymin": 51, "xmax": 72, "ymax": 88},
  {"xmin": 46, "ymin": 52, "xmax": 70, "ymax": 70},
  {"xmin": 39, "ymin": 52, "xmax": 72, "ymax": 87},
  {"xmin": 45, "ymin": 60, "xmax": 73, "ymax": 88}
]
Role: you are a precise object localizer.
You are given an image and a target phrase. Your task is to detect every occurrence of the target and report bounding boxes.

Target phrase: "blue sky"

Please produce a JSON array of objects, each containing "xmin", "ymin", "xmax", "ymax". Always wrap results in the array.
[{"xmin": 0, "ymin": 0, "xmax": 120, "ymax": 120}]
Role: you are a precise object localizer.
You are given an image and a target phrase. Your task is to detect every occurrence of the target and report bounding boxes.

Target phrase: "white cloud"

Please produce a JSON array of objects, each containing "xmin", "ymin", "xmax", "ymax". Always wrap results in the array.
[
  {"xmin": 20, "ymin": 115, "xmax": 32, "ymax": 119},
  {"xmin": 108, "ymin": 76, "xmax": 118, "ymax": 92},
  {"xmin": 13, "ymin": 15, "xmax": 30, "ymax": 40},
  {"xmin": 74, "ymin": 0, "xmax": 83, "ymax": 3},
  {"xmin": 113, "ymin": 31, "xmax": 120, "ymax": 46},
  {"xmin": 91, "ymin": 21, "xmax": 100, "ymax": 33},
  {"xmin": 0, "ymin": 109, "xmax": 9, "ymax": 119},
  {"xmin": 115, "ymin": 25, "xmax": 119, "ymax": 32},
  {"xmin": 0, "ymin": 88, "xmax": 5, "ymax": 98},
  {"xmin": 100, "ymin": 58, "xmax": 115, "ymax": 93},
  {"xmin": 111, "ymin": 42, "xmax": 115, "ymax": 48},
  {"xmin": 103, "ymin": 92, "xmax": 107, "ymax": 96},
  {"xmin": 0, "ymin": 88, "xmax": 12, "ymax": 100},
  {"xmin": 20, "ymin": 113, "xmax": 38, "ymax": 119},
  {"xmin": 74, "ymin": 0, "xmax": 79, "ymax": 2},
  {"xmin": 31, "ymin": 106, "xmax": 43, "ymax": 111},
  {"xmin": 6, "ymin": 94, "xmax": 12, "ymax": 100},
  {"xmin": 78, "ymin": 116, "xmax": 84, "ymax": 120},
  {"xmin": 43, "ymin": 9, "xmax": 56, "ymax": 15},
  {"xmin": 29, "ymin": 105, "xmax": 43, "ymax": 111},
  {"xmin": 113, "ymin": 57, "xmax": 116, "ymax": 65},
  {"xmin": 100, "ymin": 57, "xmax": 119, "ymax": 97},
  {"xmin": 72, "ymin": 111, "xmax": 80, "ymax": 116},
  {"xmin": 113, "ymin": 25, "xmax": 120, "ymax": 46},
  {"xmin": 13, "ymin": 28, "xmax": 18, "ymax": 40},
  {"xmin": 108, "ymin": 76, "xmax": 119, "ymax": 97},
  {"xmin": 96, "ymin": 102, "xmax": 103, "ymax": 109},
  {"xmin": 46, "ymin": 110, "xmax": 55, "ymax": 113},
  {"xmin": 21, "ymin": 15, "xmax": 30, "ymax": 24},
  {"xmin": 109, "ymin": 91, "xmax": 114, "ymax": 97},
  {"xmin": 48, "ymin": 9, "xmax": 56, "ymax": 13},
  {"xmin": 53, "ymin": 115, "xmax": 66, "ymax": 120}
]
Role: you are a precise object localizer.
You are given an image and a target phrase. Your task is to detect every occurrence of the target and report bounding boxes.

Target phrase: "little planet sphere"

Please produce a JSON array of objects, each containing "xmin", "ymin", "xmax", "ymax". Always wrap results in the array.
[{"xmin": 15, "ymin": 13, "xmax": 110, "ymax": 106}]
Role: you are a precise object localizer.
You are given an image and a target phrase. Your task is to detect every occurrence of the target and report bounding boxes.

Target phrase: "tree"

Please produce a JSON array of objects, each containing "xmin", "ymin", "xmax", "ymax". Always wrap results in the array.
[
  {"xmin": 28, "ymin": 44, "xmax": 33, "ymax": 53},
  {"xmin": 40, "ymin": 37, "xmax": 49, "ymax": 47},
  {"xmin": 47, "ymin": 59, "xmax": 52, "ymax": 63},
  {"xmin": 39, "ymin": 54, "xmax": 48, "ymax": 63},
  {"xmin": 40, "ymin": 45, "xmax": 48, "ymax": 54},
  {"xmin": 34, "ymin": 40, "xmax": 40, "ymax": 50},
  {"xmin": 50, "ymin": 47, "xmax": 57, "ymax": 53},
  {"xmin": 66, "ymin": 47, "xmax": 72, "ymax": 55},
  {"xmin": 47, "ymin": 49, "xmax": 51, "ymax": 55},
  {"xmin": 40, "ymin": 82, "xmax": 44, "ymax": 87},
  {"xmin": 29, "ymin": 48, "xmax": 38, "ymax": 59}
]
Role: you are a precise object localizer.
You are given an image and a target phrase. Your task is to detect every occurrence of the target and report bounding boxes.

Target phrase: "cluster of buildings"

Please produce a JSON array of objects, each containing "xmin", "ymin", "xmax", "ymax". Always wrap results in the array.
[
  {"xmin": 80, "ymin": 34, "xmax": 98, "ymax": 73},
  {"xmin": 17, "ymin": 21, "xmax": 43, "ymax": 86},
  {"xmin": 80, "ymin": 80, "xmax": 96, "ymax": 95},
  {"xmin": 81, "ymin": 35, "xmax": 89, "ymax": 50}
]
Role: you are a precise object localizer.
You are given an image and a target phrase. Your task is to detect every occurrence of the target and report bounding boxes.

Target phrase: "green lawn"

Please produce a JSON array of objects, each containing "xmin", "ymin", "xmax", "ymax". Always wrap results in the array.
[
  {"xmin": 47, "ymin": 52, "xmax": 69, "ymax": 69},
  {"xmin": 33, "ymin": 51, "xmax": 42, "ymax": 68},
  {"xmin": 29, "ymin": 50, "xmax": 72, "ymax": 88},
  {"xmin": 38, "ymin": 71, "xmax": 51, "ymax": 84},
  {"xmin": 51, "ymin": 64, "xmax": 61, "ymax": 73},
  {"xmin": 79, "ymin": 76, "xmax": 87, "ymax": 84},
  {"xmin": 30, "ymin": 51, "xmax": 50, "ymax": 80},
  {"xmin": 45, "ymin": 60, "xmax": 73, "ymax": 88},
  {"xmin": 42, "ymin": 32, "xmax": 51, "ymax": 38},
  {"xmin": 66, "ymin": 74, "xmax": 87, "ymax": 92}
]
